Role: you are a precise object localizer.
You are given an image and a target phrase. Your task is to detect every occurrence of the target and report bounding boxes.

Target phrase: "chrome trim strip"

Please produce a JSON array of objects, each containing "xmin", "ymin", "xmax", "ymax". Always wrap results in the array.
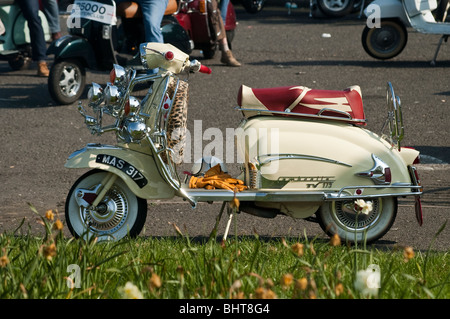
[
  {"xmin": 235, "ymin": 107, "xmax": 367, "ymax": 123},
  {"xmin": 333, "ymin": 184, "xmax": 423, "ymax": 199},
  {"xmin": 184, "ymin": 184, "xmax": 423, "ymax": 203},
  {"xmin": 355, "ymin": 154, "xmax": 390, "ymax": 185},
  {"xmin": 184, "ymin": 189, "xmax": 326, "ymax": 202},
  {"xmin": 258, "ymin": 154, "xmax": 352, "ymax": 167}
]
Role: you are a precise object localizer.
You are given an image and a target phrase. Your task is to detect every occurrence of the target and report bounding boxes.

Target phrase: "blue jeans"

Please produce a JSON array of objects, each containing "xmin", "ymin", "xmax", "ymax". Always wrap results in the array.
[
  {"xmin": 42, "ymin": 0, "xmax": 61, "ymax": 33},
  {"xmin": 16, "ymin": 0, "xmax": 47, "ymax": 61},
  {"xmin": 219, "ymin": 0, "xmax": 230, "ymax": 24},
  {"xmin": 116, "ymin": 0, "xmax": 168, "ymax": 43}
]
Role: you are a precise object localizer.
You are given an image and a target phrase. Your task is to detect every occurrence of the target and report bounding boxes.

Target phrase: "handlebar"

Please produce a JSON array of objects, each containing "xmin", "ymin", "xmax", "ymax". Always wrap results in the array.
[
  {"xmin": 199, "ymin": 64, "xmax": 212, "ymax": 74},
  {"xmin": 189, "ymin": 60, "xmax": 212, "ymax": 74}
]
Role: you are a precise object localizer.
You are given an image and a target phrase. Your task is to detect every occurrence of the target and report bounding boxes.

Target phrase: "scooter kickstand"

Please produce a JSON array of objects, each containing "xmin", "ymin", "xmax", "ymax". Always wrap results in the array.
[
  {"xmin": 431, "ymin": 35, "xmax": 448, "ymax": 66},
  {"xmin": 223, "ymin": 206, "xmax": 235, "ymax": 242},
  {"xmin": 208, "ymin": 202, "xmax": 226, "ymax": 241}
]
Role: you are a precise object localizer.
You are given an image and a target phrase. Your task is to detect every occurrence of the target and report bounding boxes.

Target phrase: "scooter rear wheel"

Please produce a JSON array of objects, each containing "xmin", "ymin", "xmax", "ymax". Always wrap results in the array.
[
  {"xmin": 8, "ymin": 55, "xmax": 32, "ymax": 71},
  {"xmin": 362, "ymin": 19, "xmax": 407, "ymax": 60},
  {"xmin": 65, "ymin": 170, "xmax": 147, "ymax": 241},
  {"xmin": 48, "ymin": 59, "xmax": 86, "ymax": 105},
  {"xmin": 317, "ymin": 197, "xmax": 397, "ymax": 244}
]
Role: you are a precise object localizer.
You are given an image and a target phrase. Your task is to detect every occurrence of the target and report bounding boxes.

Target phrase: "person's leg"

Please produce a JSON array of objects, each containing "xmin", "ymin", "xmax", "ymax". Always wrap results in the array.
[
  {"xmin": 208, "ymin": 0, "xmax": 241, "ymax": 67},
  {"xmin": 16, "ymin": 0, "xmax": 49, "ymax": 76},
  {"xmin": 219, "ymin": 0, "xmax": 230, "ymax": 24},
  {"xmin": 137, "ymin": 0, "xmax": 168, "ymax": 43},
  {"xmin": 42, "ymin": 0, "xmax": 62, "ymax": 40}
]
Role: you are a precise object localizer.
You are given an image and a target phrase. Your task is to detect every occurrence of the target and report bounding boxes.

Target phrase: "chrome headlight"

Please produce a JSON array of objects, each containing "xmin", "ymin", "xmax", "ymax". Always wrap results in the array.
[
  {"xmin": 104, "ymin": 83, "xmax": 122, "ymax": 116},
  {"xmin": 126, "ymin": 96, "xmax": 141, "ymax": 117},
  {"xmin": 87, "ymin": 82, "xmax": 104, "ymax": 107},
  {"xmin": 110, "ymin": 64, "xmax": 127, "ymax": 86},
  {"xmin": 120, "ymin": 118, "xmax": 147, "ymax": 143}
]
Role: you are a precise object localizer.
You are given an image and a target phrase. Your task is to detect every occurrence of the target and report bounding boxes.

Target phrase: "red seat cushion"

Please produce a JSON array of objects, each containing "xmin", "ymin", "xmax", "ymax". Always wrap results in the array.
[{"xmin": 237, "ymin": 85, "xmax": 366, "ymax": 124}]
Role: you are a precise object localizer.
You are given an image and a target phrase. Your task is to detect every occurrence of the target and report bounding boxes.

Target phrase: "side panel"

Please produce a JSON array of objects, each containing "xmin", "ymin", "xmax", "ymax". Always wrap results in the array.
[
  {"xmin": 236, "ymin": 117, "xmax": 414, "ymax": 196},
  {"xmin": 65, "ymin": 144, "xmax": 176, "ymax": 200},
  {"xmin": 364, "ymin": 0, "xmax": 410, "ymax": 25}
]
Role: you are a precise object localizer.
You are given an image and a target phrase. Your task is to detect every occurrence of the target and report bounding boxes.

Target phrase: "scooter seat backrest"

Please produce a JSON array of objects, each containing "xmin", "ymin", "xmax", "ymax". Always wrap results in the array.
[
  {"xmin": 117, "ymin": 0, "xmax": 177, "ymax": 18},
  {"xmin": 404, "ymin": 0, "xmax": 437, "ymax": 17},
  {"xmin": 237, "ymin": 85, "xmax": 366, "ymax": 125}
]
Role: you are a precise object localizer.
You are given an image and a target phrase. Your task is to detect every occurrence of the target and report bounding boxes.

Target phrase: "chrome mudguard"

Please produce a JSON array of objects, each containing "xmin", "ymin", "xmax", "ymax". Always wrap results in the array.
[{"xmin": 65, "ymin": 143, "xmax": 176, "ymax": 200}]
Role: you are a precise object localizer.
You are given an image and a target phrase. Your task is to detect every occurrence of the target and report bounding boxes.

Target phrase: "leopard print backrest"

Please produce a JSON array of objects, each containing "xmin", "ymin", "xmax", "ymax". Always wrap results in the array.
[{"xmin": 164, "ymin": 79, "xmax": 189, "ymax": 164}]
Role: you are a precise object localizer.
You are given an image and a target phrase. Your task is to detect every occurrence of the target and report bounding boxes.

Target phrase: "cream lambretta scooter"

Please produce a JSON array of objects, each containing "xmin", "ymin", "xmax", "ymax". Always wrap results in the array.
[{"xmin": 65, "ymin": 42, "xmax": 423, "ymax": 244}]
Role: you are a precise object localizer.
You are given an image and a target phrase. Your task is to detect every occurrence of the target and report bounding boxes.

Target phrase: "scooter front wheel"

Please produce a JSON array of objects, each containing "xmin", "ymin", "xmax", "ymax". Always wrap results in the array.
[
  {"xmin": 362, "ymin": 19, "xmax": 407, "ymax": 60},
  {"xmin": 317, "ymin": 0, "xmax": 354, "ymax": 17},
  {"xmin": 48, "ymin": 59, "xmax": 86, "ymax": 105},
  {"xmin": 317, "ymin": 197, "xmax": 397, "ymax": 244},
  {"xmin": 65, "ymin": 170, "xmax": 147, "ymax": 241}
]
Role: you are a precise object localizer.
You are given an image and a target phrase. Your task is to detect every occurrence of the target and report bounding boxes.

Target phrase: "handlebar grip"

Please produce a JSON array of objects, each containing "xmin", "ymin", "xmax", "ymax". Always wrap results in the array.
[{"xmin": 199, "ymin": 65, "xmax": 212, "ymax": 74}]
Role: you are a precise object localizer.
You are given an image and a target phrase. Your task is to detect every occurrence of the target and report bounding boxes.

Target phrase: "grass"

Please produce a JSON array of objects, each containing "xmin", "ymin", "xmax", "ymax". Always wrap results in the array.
[{"xmin": 0, "ymin": 204, "xmax": 448, "ymax": 299}]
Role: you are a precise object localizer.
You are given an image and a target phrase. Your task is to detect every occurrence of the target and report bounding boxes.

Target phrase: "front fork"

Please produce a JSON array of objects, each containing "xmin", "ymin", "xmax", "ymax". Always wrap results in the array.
[{"xmin": 75, "ymin": 172, "xmax": 117, "ymax": 209}]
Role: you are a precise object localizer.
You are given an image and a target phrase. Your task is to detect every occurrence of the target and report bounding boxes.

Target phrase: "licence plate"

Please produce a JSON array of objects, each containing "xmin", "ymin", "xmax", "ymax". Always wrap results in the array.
[
  {"xmin": 70, "ymin": 0, "xmax": 117, "ymax": 25},
  {"xmin": 96, "ymin": 154, "xmax": 148, "ymax": 188}
]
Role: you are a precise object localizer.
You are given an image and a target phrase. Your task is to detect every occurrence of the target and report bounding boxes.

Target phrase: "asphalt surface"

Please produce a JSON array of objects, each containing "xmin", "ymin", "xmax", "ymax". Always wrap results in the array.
[{"xmin": 0, "ymin": 4, "xmax": 448, "ymax": 251}]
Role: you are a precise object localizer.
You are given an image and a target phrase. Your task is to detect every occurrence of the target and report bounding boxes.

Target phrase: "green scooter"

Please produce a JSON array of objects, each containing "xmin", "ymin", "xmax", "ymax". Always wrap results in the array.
[{"xmin": 47, "ymin": 0, "xmax": 191, "ymax": 105}]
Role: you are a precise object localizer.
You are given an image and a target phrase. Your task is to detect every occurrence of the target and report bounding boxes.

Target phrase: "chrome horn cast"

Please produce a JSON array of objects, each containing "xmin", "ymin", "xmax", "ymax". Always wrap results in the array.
[{"xmin": 356, "ymin": 154, "xmax": 392, "ymax": 185}]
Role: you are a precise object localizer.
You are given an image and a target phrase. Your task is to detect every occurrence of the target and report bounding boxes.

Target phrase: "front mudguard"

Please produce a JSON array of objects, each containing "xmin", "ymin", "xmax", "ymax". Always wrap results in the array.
[
  {"xmin": 65, "ymin": 143, "xmax": 176, "ymax": 200},
  {"xmin": 46, "ymin": 35, "xmax": 97, "ymax": 68},
  {"xmin": 364, "ymin": 0, "xmax": 410, "ymax": 26}
]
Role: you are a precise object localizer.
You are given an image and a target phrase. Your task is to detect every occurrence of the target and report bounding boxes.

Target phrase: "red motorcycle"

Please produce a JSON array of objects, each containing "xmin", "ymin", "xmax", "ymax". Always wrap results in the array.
[{"xmin": 175, "ymin": 0, "xmax": 237, "ymax": 59}]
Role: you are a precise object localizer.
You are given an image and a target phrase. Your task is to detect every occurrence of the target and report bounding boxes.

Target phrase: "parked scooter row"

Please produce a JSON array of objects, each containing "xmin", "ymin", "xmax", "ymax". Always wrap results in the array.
[
  {"xmin": 64, "ymin": 42, "xmax": 423, "ymax": 243},
  {"xmin": 361, "ymin": 0, "xmax": 450, "ymax": 65},
  {"xmin": 46, "ymin": 0, "xmax": 237, "ymax": 105}
]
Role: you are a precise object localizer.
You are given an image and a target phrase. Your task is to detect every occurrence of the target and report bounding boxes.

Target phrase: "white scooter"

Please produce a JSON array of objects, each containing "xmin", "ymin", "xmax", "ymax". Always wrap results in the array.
[
  {"xmin": 361, "ymin": 0, "xmax": 450, "ymax": 65},
  {"xmin": 0, "ymin": 0, "xmax": 51, "ymax": 70},
  {"xmin": 64, "ymin": 42, "xmax": 423, "ymax": 244}
]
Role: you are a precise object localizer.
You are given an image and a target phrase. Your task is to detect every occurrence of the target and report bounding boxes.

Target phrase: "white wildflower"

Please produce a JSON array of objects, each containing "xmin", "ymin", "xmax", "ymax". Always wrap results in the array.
[
  {"xmin": 355, "ymin": 199, "xmax": 373, "ymax": 215},
  {"xmin": 118, "ymin": 281, "xmax": 144, "ymax": 299},
  {"xmin": 354, "ymin": 264, "xmax": 380, "ymax": 297}
]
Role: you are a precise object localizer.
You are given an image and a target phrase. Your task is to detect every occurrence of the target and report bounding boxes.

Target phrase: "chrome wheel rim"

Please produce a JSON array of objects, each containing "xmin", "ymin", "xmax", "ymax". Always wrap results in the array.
[
  {"xmin": 322, "ymin": 0, "xmax": 350, "ymax": 12},
  {"xmin": 332, "ymin": 199, "xmax": 381, "ymax": 232},
  {"xmin": 81, "ymin": 187, "xmax": 129, "ymax": 235},
  {"xmin": 58, "ymin": 64, "xmax": 82, "ymax": 98}
]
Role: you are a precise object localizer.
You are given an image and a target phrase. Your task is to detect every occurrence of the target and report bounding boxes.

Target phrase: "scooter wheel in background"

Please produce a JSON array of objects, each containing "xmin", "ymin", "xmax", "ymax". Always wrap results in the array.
[
  {"xmin": 48, "ymin": 59, "xmax": 86, "ymax": 105},
  {"xmin": 202, "ymin": 46, "xmax": 217, "ymax": 59},
  {"xmin": 241, "ymin": 0, "xmax": 265, "ymax": 14},
  {"xmin": 317, "ymin": 197, "xmax": 398, "ymax": 244},
  {"xmin": 362, "ymin": 19, "xmax": 408, "ymax": 60},
  {"xmin": 317, "ymin": 0, "xmax": 354, "ymax": 17},
  {"xmin": 8, "ymin": 56, "xmax": 32, "ymax": 71},
  {"xmin": 65, "ymin": 170, "xmax": 148, "ymax": 242}
]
